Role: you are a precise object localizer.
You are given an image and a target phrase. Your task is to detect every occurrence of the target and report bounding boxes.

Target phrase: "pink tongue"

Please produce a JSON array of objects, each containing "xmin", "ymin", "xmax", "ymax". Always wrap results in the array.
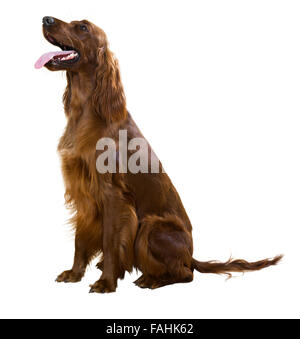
[{"xmin": 34, "ymin": 50, "xmax": 76, "ymax": 69}]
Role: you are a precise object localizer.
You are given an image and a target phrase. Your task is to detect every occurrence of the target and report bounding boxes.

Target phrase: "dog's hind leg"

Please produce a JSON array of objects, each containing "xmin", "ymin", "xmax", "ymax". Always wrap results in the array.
[{"xmin": 134, "ymin": 214, "xmax": 194, "ymax": 289}]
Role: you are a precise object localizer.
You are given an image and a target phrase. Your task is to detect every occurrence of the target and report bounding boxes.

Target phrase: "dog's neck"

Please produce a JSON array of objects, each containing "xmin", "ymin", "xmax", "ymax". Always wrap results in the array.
[
  {"xmin": 64, "ymin": 71, "xmax": 96, "ymax": 121},
  {"xmin": 59, "ymin": 71, "xmax": 101, "ymax": 154},
  {"xmin": 63, "ymin": 53, "xmax": 127, "ymax": 126}
]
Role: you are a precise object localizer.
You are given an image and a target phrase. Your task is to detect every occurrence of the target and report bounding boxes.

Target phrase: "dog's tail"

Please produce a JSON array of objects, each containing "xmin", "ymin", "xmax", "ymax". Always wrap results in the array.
[{"xmin": 192, "ymin": 255, "xmax": 283, "ymax": 278}]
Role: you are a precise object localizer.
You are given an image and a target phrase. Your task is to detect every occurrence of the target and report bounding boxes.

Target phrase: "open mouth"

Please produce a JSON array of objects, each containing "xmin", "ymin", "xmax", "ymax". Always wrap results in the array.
[{"xmin": 35, "ymin": 32, "xmax": 80, "ymax": 69}]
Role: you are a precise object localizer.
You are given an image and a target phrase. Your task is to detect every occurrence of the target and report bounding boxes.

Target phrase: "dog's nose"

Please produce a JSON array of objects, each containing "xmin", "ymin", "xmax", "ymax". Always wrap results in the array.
[{"xmin": 43, "ymin": 16, "xmax": 55, "ymax": 26}]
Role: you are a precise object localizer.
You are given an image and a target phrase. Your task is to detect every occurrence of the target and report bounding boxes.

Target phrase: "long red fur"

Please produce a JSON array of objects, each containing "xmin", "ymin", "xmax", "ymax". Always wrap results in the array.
[{"xmin": 41, "ymin": 17, "xmax": 282, "ymax": 293}]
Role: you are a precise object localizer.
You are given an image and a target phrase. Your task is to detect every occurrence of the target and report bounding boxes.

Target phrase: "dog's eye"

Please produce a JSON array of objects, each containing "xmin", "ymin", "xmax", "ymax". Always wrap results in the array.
[{"xmin": 79, "ymin": 24, "xmax": 88, "ymax": 32}]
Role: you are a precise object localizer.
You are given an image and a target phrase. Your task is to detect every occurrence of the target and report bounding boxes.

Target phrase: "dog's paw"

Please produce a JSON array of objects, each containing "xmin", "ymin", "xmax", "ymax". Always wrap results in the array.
[
  {"xmin": 55, "ymin": 270, "xmax": 83, "ymax": 283},
  {"xmin": 89, "ymin": 279, "xmax": 116, "ymax": 293},
  {"xmin": 134, "ymin": 275, "xmax": 162, "ymax": 289}
]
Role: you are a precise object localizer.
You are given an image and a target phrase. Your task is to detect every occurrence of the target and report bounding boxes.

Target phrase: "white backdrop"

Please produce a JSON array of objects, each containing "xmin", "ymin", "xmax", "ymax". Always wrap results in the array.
[{"xmin": 0, "ymin": 0, "xmax": 299, "ymax": 319}]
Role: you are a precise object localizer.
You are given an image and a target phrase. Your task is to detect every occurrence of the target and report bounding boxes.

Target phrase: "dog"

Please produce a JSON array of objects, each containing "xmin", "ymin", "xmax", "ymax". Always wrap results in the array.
[{"xmin": 35, "ymin": 17, "xmax": 282, "ymax": 293}]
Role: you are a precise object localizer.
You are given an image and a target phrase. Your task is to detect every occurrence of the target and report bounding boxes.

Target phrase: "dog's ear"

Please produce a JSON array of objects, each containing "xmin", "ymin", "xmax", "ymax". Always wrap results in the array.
[{"xmin": 92, "ymin": 47, "xmax": 127, "ymax": 124}]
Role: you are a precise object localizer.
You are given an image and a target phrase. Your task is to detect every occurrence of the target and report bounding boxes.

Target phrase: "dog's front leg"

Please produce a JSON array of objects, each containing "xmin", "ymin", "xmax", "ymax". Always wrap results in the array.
[
  {"xmin": 56, "ymin": 221, "xmax": 102, "ymax": 283},
  {"xmin": 89, "ymin": 239, "xmax": 119, "ymax": 293},
  {"xmin": 55, "ymin": 233, "xmax": 88, "ymax": 283},
  {"xmin": 89, "ymin": 191, "xmax": 138, "ymax": 293}
]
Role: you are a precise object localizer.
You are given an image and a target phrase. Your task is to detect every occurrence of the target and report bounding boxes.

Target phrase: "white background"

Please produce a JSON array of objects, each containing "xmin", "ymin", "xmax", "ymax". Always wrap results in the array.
[{"xmin": 0, "ymin": 0, "xmax": 299, "ymax": 319}]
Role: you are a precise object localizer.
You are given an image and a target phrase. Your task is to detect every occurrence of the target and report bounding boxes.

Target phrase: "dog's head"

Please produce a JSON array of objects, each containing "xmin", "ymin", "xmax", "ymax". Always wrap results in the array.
[
  {"xmin": 36, "ymin": 17, "xmax": 127, "ymax": 123},
  {"xmin": 35, "ymin": 16, "xmax": 107, "ymax": 72}
]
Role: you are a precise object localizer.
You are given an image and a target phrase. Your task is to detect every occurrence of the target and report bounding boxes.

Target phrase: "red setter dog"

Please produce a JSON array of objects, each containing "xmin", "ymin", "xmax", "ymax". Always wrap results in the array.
[{"xmin": 36, "ymin": 17, "xmax": 282, "ymax": 293}]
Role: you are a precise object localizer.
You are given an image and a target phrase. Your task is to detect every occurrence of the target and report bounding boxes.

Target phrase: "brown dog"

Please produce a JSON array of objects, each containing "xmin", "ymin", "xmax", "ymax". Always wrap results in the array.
[{"xmin": 36, "ymin": 17, "xmax": 282, "ymax": 293}]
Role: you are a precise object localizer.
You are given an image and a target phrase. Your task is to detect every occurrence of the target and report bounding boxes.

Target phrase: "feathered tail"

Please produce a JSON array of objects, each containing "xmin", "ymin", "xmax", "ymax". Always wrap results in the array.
[{"xmin": 192, "ymin": 255, "xmax": 283, "ymax": 278}]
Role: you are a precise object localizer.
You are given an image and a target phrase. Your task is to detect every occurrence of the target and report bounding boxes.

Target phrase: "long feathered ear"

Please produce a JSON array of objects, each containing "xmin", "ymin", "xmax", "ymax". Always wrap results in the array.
[{"xmin": 92, "ymin": 47, "xmax": 127, "ymax": 124}]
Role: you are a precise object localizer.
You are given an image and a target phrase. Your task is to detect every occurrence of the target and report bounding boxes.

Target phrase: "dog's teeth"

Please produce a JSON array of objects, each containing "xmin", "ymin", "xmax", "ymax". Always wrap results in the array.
[{"xmin": 54, "ymin": 52, "xmax": 78, "ymax": 63}]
